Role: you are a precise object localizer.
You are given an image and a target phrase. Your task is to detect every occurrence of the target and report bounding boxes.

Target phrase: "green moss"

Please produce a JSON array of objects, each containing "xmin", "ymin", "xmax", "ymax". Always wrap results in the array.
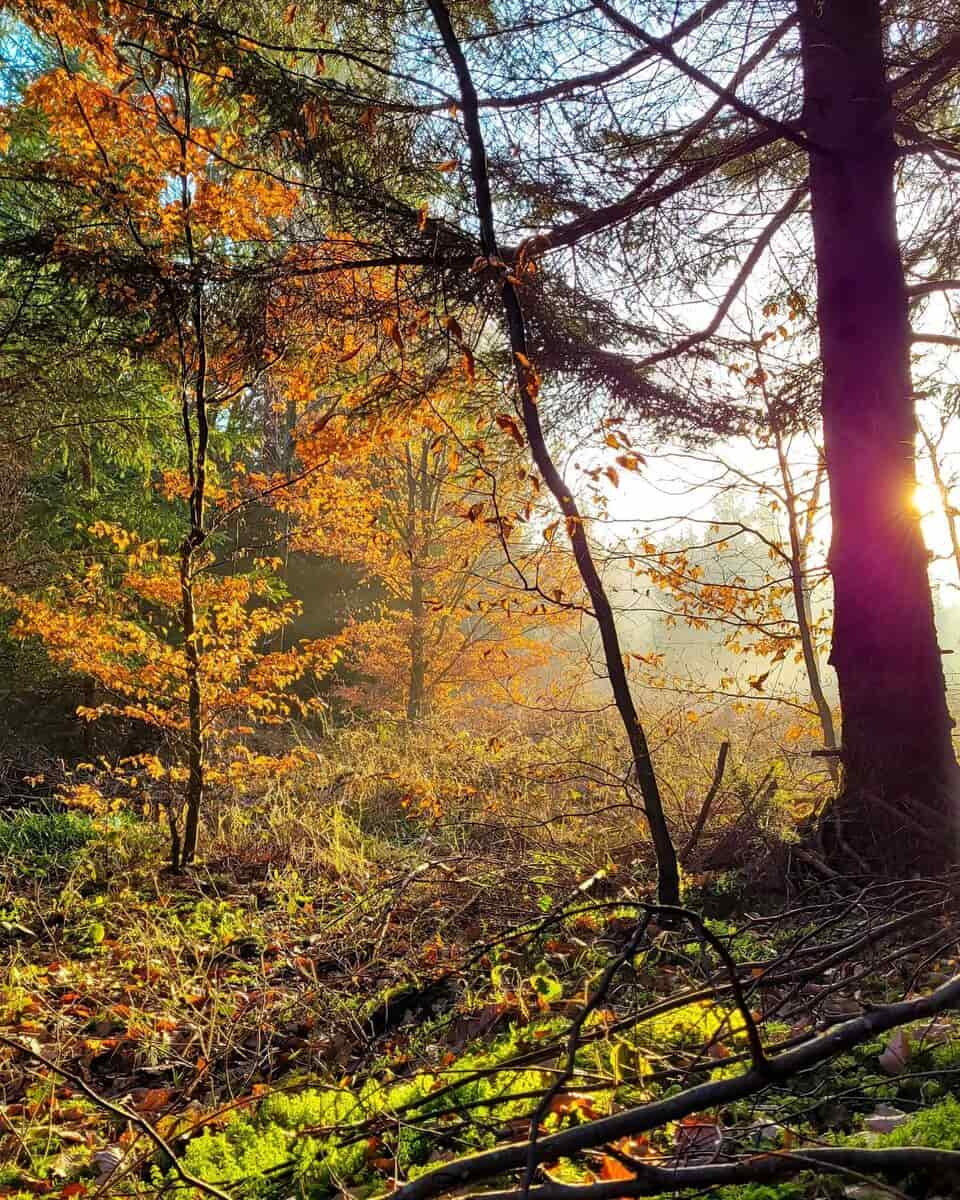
[
  {"xmin": 638, "ymin": 999, "xmax": 753, "ymax": 1051},
  {"xmin": 178, "ymin": 1032, "xmax": 554, "ymax": 1197},
  {"xmin": 711, "ymin": 1185, "xmax": 813, "ymax": 1200},
  {"xmin": 875, "ymin": 1094, "xmax": 960, "ymax": 1150},
  {"xmin": 930, "ymin": 1038, "xmax": 960, "ymax": 1073}
]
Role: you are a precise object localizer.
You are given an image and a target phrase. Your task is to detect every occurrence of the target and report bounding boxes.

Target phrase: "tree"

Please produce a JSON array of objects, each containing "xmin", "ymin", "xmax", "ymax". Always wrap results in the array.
[
  {"xmin": 796, "ymin": 0, "xmax": 956, "ymax": 865},
  {"xmin": 423, "ymin": 0, "xmax": 682, "ymax": 904},
  {"xmin": 374, "ymin": 0, "xmax": 960, "ymax": 870},
  {"xmin": 307, "ymin": 414, "xmax": 578, "ymax": 722},
  {"xmin": 2, "ymin": 521, "xmax": 341, "ymax": 865}
]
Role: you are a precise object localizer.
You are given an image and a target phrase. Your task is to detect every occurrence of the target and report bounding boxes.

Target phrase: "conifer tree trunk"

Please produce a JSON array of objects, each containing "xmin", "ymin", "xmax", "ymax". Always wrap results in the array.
[{"xmin": 797, "ymin": 0, "xmax": 958, "ymax": 869}]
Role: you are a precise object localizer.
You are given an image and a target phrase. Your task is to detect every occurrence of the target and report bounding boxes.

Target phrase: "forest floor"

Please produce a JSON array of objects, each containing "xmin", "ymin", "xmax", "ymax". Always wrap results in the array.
[{"xmin": 1, "ymin": 726, "xmax": 959, "ymax": 1200}]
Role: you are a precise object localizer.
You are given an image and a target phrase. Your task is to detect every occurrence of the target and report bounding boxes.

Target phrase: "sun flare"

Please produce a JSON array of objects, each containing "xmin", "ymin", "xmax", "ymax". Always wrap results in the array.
[{"xmin": 911, "ymin": 481, "xmax": 940, "ymax": 517}]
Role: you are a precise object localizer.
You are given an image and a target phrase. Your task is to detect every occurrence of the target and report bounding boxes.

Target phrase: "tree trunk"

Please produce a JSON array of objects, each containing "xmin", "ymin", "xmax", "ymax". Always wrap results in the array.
[
  {"xmin": 764, "ymin": 404, "xmax": 838, "ymax": 783},
  {"xmin": 175, "ymin": 74, "xmax": 208, "ymax": 869},
  {"xmin": 407, "ymin": 561, "xmax": 427, "ymax": 721},
  {"xmin": 179, "ymin": 545, "xmax": 204, "ymax": 868},
  {"xmin": 404, "ymin": 443, "xmax": 430, "ymax": 723},
  {"xmin": 798, "ymin": 0, "xmax": 958, "ymax": 870},
  {"xmin": 426, "ymin": 0, "xmax": 680, "ymax": 905},
  {"xmin": 79, "ymin": 437, "xmax": 98, "ymax": 756}
]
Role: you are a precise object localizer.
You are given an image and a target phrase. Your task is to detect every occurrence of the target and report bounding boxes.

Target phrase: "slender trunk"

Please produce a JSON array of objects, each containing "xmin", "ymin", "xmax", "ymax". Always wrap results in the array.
[
  {"xmin": 920, "ymin": 423, "xmax": 960, "ymax": 588},
  {"xmin": 179, "ymin": 282, "xmax": 208, "ymax": 866},
  {"xmin": 80, "ymin": 437, "xmax": 97, "ymax": 755},
  {"xmin": 795, "ymin": 574, "xmax": 839, "ymax": 784},
  {"xmin": 798, "ymin": 0, "xmax": 958, "ymax": 869},
  {"xmin": 407, "ymin": 562, "xmax": 427, "ymax": 721},
  {"xmin": 763, "ymin": 400, "xmax": 838, "ymax": 782},
  {"xmin": 427, "ymin": 0, "xmax": 679, "ymax": 904},
  {"xmin": 179, "ymin": 543, "xmax": 204, "ymax": 868},
  {"xmin": 178, "ymin": 326, "xmax": 207, "ymax": 864},
  {"xmin": 80, "ymin": 439, "xmax": 94, "ymax": 492},
  {"xmin": 404, "ymin": 445, "xmax": 429, "ymax": 722},
  {"xmin": 176, "ymin": 62, "xmax": 207, "ymax": 869},
  {"xmin": 786, "ymin": 494, "xmax": 839, "ymax": 784}
]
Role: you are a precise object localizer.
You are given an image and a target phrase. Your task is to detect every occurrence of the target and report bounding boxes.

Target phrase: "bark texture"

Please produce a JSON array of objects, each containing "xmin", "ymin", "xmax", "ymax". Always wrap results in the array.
[{"xmin": 797, "ymin": 0, "xmax": 958, "ymax": 870}]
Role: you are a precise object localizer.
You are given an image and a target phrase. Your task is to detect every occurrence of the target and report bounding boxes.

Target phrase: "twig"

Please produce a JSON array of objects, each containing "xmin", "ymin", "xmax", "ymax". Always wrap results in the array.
[{"xmin": 680, "ymin": 740, "xmax": 729, "ymax": 863}]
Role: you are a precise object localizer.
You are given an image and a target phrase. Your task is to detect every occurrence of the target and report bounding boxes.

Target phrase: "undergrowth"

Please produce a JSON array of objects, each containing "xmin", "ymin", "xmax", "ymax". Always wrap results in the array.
[{"xmin": 0, "ymin": 720, "xmax": 953, "ymax": 1200}]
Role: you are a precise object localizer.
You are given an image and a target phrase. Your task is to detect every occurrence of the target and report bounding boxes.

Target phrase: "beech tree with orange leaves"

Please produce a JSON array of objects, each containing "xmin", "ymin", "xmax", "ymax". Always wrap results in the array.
[
  {"xmin": 2, "ymin": 521, "xmax": 342, "ymax": 862},
  {"xmin": 291, "ymin": 407, "xmax": 580, "ymax": 723},
  {"xmin": 0, "ymin": 0, "xmax": 433, "ymax": 862}
]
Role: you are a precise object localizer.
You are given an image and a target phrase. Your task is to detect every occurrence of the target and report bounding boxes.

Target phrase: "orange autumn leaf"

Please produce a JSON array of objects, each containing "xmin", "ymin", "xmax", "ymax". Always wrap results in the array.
[
  {"xmin": 599, "ymin": 1155, "xmax": 635, "ymax": 1183},
  {"xmin": 495, "ymin": 413, "xmax": 525, "ymax": 446},
  {"xmin": 383, "ymin": 317, "xmax": 404, "ymax": 351}
]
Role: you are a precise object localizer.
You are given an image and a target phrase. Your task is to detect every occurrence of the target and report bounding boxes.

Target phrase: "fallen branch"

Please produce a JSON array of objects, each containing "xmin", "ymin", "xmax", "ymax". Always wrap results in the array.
[
  {"xmin": 386, "ymin": 972, "xmax": 960, "ymax": 1200},
  {"xmin": 467, "ymin": 1146, "xmax": 960, "ymax": 1200},
  {"xmin": 0, "ymin": 1034, "xmax": 233, "ymax": 1200}
]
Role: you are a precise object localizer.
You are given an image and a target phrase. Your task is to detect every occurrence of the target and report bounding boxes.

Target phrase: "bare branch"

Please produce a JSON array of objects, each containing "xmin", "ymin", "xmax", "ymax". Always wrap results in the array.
[
  {"xmin": 588, "ymin": 0, "xmax": 815, "ymax": 152},
  {"xmin": 680, "ymin": 739, "xmax": 730, "ymax": 863},
  {"xmin": 908, "ymin": 278, "xmax": 960, "ymax": 298},
  {"xmin": 635, "ymin": 184, "xmax": 808, "ymax": 370},
  {"xmin": 913, "ymin": 331, "xmax": 960, "ymax": 348}
]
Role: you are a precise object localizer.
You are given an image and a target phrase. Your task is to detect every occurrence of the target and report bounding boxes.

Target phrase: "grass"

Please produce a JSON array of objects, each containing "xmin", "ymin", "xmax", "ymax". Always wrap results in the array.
[{"xmin": 0, "ymin": 809, "xmax": 96, "ymax": 873}]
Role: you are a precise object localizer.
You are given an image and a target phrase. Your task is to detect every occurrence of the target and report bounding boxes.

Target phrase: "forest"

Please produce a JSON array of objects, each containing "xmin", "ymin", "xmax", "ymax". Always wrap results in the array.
[{"xmin": 1, "ymin": 0, "xmax": 960, "ymax": 1197}]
